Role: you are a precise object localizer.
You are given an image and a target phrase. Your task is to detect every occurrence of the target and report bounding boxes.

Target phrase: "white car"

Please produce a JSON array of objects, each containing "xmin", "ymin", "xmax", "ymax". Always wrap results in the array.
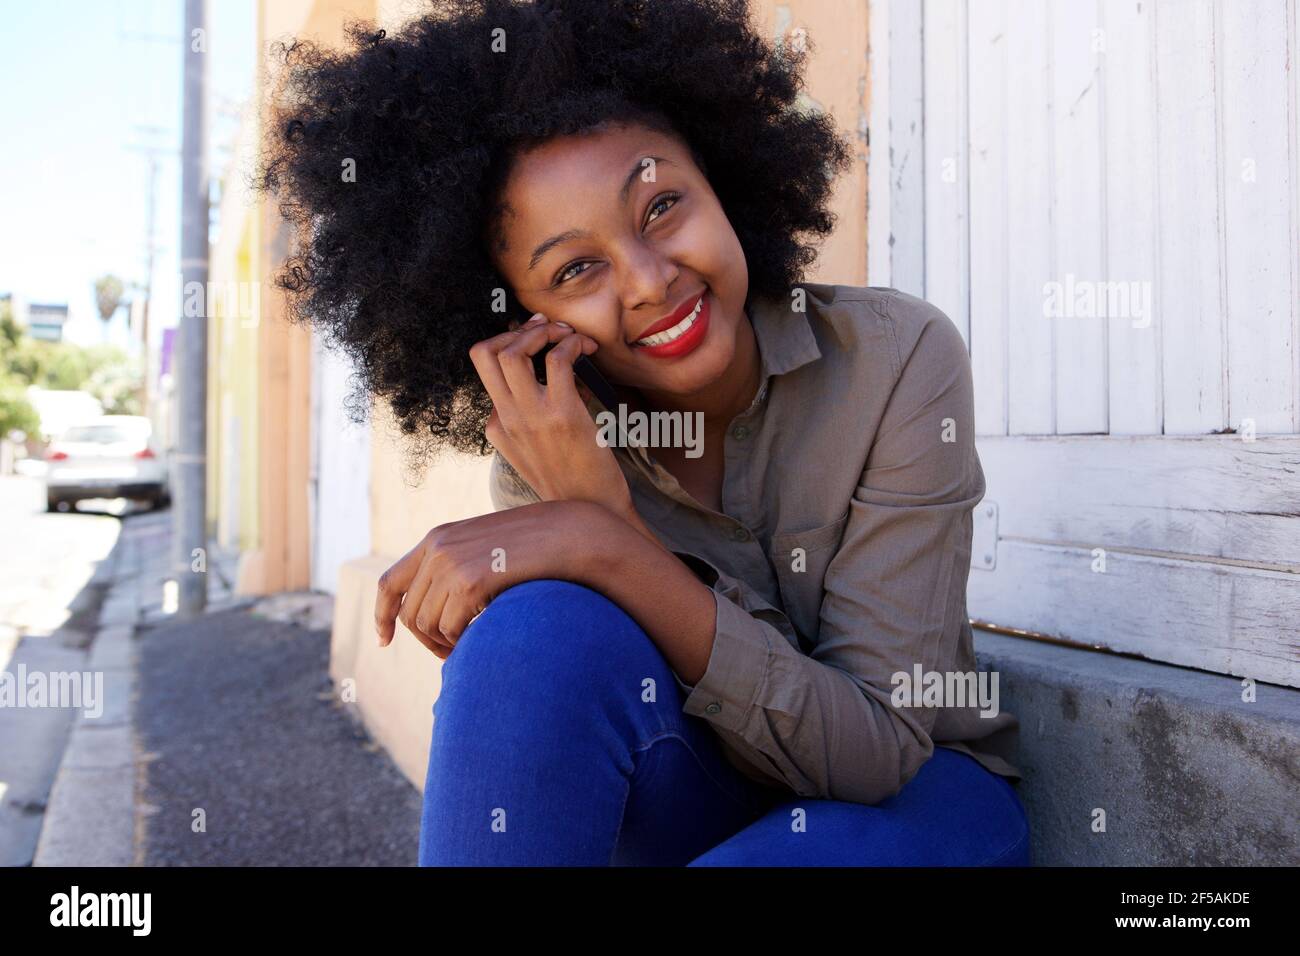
[{"xmin": 44, "ymin": 416, "xmax": 170, "ymax": 512}]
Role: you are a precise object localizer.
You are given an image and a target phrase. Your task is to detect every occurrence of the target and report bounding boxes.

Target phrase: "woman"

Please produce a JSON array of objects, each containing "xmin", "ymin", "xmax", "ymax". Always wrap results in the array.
[{"xmin": 254, "ymin": 0, "xmax": 1032, "ymax": 866}]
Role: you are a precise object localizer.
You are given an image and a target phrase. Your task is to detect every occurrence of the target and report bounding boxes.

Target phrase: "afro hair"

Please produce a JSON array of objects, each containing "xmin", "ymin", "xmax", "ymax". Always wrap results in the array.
[{"xmin": 252, "ymin": 0, "xmax": 853, "ymax": 463}]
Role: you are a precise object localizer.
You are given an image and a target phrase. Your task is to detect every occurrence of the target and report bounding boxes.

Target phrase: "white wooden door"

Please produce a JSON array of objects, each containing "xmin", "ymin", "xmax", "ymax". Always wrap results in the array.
[{"xmin": 869, "ymin": 0, "xmax": 1300, "ymax": 688}]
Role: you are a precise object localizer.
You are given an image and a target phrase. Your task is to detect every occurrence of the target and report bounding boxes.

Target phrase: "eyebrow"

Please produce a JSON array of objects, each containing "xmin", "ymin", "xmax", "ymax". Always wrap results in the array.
[{"xmin": 526, "ymin": 155, "xmax": 676, "ymax": 272}]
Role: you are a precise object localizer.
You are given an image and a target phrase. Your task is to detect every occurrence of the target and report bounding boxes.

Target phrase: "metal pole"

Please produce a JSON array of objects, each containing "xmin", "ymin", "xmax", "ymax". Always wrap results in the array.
[
  {"xmin": 175, "ymin": 0, "xmax": 208, "ymax": 615},
  {"xmin": 141, "ymin": 154, "xmax": 157, "ymax": 416}
]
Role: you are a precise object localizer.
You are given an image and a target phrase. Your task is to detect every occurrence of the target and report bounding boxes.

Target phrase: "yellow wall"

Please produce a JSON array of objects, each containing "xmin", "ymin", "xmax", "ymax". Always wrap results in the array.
[{"xmin": 208, "ymin": 126, "xmax": 264, "ymax": 557}]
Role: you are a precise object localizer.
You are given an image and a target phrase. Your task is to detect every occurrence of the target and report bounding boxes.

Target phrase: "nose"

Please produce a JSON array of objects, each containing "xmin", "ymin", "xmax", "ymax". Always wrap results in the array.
[{"xmin": 616, "ymin": 239, "xmax": 680, "ymax": 330}]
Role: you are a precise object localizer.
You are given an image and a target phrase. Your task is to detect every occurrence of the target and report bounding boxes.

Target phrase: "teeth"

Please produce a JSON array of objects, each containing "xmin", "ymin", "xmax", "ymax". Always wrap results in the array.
[{"xmin": 635, "ymin": 297, "xmax": 703, "ymax": 347}]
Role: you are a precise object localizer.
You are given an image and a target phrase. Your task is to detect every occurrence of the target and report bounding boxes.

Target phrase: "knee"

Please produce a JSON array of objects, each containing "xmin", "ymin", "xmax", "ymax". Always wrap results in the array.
[{"xmin": 444, "ymin": 578, "xmax": 662, "ymax": 696}]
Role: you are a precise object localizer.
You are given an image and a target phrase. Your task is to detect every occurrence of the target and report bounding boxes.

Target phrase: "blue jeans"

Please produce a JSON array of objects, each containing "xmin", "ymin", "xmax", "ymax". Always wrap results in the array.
[{"xmin": 418, "ymin": 579, "xmax": 1032, "ymax": 866}]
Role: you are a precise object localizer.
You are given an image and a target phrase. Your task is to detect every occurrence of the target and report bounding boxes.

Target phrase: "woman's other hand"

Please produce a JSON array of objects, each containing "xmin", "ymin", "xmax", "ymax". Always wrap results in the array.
[{"xmin": 374, "ymin": 499, "xmax": 602, "ymax": 658}]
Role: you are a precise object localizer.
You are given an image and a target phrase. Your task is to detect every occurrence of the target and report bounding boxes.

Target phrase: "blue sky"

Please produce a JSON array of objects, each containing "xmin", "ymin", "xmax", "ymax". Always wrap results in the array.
[{"xmin": 0, "ymin": 0, "xmax": 256, "ymax": 349}]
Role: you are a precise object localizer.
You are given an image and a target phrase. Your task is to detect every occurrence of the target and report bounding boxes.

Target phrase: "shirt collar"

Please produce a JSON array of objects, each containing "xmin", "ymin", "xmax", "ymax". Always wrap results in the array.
[{"xmin": 746, "ymin": 289, "xmax": 822, "ymax": 378}]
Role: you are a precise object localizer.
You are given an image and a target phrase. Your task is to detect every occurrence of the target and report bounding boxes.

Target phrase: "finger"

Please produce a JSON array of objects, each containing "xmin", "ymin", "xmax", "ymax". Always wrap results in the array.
[
  {"xmin": 497, "ymin": 324, "xmax": 579, "ymax": 404},
  {"xmin": 468, "ymin": 314, "xmax": 545, "ymax": 409},
  {"xmin": 438, "ymin": 594, "xmax": 489, "ymax": 646},
  {"xmin": 541, "ymin": 332, "xmax": 594, "ymax": 407},
  {"xmin": 397, "ymin": 551, "xmax": 438, "ymax": 644},
  {"xmin": 374, "ymin": 546, "xmax": 423, "ymax": 646},
  {"xmin": 415, "ymin": 582, "xmax": 452, "ymax": 649},
  {"xmin": 399, "ymin": 618, "xmax": 447, "ymax": 657},
  {"xmin": 507, "ymin": 312, "xmax": 546, "ymax": 333}
]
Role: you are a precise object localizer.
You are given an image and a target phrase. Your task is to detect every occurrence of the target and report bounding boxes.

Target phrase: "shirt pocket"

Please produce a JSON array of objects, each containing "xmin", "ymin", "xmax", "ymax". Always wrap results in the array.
[{"xmin": 769, "ymin": 508, "xmax": 850, "ymax": 650}]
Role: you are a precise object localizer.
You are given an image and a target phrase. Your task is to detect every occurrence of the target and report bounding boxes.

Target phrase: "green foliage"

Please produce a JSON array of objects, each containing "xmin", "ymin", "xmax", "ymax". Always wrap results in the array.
[
  {"xmin": 85, "ymin": 356, "xmax": 143, "ymax": 415},
  {"xmin": 0, "ymin": 371, "xmax": 40, "ymax": 438},
  {"xmin": 0, "ymin": 298, "xmax": 142, "ymax": 403}
]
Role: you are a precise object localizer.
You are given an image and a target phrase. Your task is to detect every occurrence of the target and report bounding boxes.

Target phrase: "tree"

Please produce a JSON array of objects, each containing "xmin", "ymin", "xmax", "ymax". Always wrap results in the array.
[
  {"xmin": 0, "ymin": 296, "xmax": 142, "ymax": 405},
  {"xmin": 0, "ymin": 372, "xmax": 40, "ymax": 439},
  {"xmin": 94, "ymin": 275, "xmax": 126, "ymax": 342}
]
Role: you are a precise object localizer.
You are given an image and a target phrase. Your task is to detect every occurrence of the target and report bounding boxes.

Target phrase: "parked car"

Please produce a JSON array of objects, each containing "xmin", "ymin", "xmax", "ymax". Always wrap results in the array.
[{"xmin": 44, "ymin": 416, "xmax": 170, "ymax": 512}]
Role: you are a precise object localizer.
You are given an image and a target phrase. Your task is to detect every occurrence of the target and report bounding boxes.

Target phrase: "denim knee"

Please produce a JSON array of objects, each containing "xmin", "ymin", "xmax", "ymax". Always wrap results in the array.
[{"xmin": 441, "ymin": 578, "xmax": 660, "ymax": 702}]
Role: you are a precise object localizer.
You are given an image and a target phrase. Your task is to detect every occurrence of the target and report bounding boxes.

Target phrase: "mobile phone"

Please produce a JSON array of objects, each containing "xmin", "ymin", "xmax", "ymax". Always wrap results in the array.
[{"xmin": 532, "ymin": 341, "xmax": 619, "ymax": 412}]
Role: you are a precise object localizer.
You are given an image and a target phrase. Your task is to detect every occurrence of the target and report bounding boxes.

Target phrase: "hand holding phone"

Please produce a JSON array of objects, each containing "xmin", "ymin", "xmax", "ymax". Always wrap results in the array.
[
  {"xmin": 469, "ymin": 314, "xmax": 635, "ymax": 520},
  {"xmin": 531, "ymin": 340, "xmax": 618, "ymax": 412}
]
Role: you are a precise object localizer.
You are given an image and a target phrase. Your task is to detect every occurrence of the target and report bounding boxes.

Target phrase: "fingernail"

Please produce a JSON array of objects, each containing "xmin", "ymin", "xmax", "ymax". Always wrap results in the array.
[
  {"xmin": 525, "ymin": 314, "xmax": 545, "ymax": 325},
  {"xmin": 554, "ymin": 320, "xmax": 572, "ymax": 328}
]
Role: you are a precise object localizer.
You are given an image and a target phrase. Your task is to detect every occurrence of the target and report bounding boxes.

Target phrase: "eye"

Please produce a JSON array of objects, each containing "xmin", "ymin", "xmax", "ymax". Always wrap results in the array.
[
  {"xmin": 645, "ymin": 192, "xmax": 680, "ymax": 227},
  {"xmin": 553, "ymin": 260, "xmax": 593, "ymax": 285},
  {"xmin": 551, "ymin": 193, "xmax": 682, "ymax": 287}
]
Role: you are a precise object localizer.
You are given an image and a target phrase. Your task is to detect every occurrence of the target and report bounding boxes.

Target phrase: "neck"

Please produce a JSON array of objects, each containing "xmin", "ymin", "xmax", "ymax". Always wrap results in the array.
[{"xmin": 621, "ymin": 304, "xmax": 762, "ymax": 435}]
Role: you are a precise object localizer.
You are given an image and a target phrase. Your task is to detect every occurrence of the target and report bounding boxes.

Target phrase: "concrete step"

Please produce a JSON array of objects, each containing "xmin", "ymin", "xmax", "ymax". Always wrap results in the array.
[{"xmin": 974, "ymin": 628, "xmax": 1300, "ymax": 866}]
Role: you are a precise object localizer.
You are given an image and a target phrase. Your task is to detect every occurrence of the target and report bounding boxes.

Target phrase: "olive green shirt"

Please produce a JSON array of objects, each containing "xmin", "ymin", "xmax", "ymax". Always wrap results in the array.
[{"xmin": 488, "ymin": 282, "xmax": 1022, "ymax": 805}]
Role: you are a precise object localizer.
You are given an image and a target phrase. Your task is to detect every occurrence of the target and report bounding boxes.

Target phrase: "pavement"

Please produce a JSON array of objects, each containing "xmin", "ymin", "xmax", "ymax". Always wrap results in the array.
[{"xmin": 0, "ymin": 478, "xmax": 421, "ymax": 867}]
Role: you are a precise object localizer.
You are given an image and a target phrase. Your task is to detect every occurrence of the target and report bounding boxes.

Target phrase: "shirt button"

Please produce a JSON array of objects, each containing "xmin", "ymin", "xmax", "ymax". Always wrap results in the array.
[
  {"xmin": 705, "ymin": 702, "xmax": 722, "ymax": 715},
  {"xmin": 731, "ymin": 425, "xmax": 749, "ymax": 440},
  {"xmin": 732, "ymin": 526, "xmax": 751, "ymax": 542}
]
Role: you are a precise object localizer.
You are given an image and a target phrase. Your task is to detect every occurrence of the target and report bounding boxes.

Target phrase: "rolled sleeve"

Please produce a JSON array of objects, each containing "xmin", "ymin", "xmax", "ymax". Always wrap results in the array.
[
  {"xmin": 672, "ymin": 563, "xmax": 919, "ymax": 803},
  {"xmin": 665, "ymin": 301, "xmax": 987, "ymax": 806}
]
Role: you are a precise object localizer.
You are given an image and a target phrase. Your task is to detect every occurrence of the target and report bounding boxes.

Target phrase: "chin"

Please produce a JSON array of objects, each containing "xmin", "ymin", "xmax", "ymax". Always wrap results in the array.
[{"xmin": 646, "ymin": 332, "xmax": 735, "ymax": 397}]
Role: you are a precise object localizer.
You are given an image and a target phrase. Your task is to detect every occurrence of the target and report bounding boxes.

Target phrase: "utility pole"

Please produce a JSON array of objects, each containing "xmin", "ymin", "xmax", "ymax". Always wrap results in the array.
[
  {"xmin": 137, "ymin": 151, "xmax": 160, "ymax": 414},
  {"xmin": 175, "ymin": 0, "xmax": 208, "ymax": 616}
]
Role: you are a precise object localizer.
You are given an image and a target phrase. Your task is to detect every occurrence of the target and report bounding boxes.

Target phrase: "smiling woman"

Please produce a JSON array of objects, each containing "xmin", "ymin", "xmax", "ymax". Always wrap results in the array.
[{"xmin": 250, "ymin": 0, "xmax": 1031, "ymax": 869}]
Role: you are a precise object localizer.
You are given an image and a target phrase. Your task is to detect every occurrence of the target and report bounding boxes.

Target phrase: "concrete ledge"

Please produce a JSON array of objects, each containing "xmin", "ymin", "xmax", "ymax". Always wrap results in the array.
[
  {"xmin": 331, "ymin": 554, "xmax": 443, "ymax": 791},
  {"xmin": 34, "ymin": 765, "xmax": 135, "ymax": 866},
  {"xmin": 32, "ymin": 527, "xmax": 142, "ymax": 867},
  {"xmin": 974, "ymin": 628, "xmax": 1300, "ymax": 865}
]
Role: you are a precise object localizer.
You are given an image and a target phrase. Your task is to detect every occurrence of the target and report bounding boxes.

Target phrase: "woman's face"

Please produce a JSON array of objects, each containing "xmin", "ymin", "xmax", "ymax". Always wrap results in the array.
[{"xmin": 488, "ymin": 121, "xmax": 749, "ymax": 400}]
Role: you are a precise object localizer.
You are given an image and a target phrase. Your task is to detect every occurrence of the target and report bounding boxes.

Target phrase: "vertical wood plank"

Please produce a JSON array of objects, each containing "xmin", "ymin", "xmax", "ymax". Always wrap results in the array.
[
  {"xmin": 968, "ymin": 0, "xmax": 1009, "ymax": 435},
  {"xmin": 1221, "ymin": 0, "xmax": 1296, "ymax": 434},
  {"xmin": 889, "ymin": 0, "xmax": 926, "ymax": 299},
  {"xmin": 1005, "ymin": 0, "xmax": 1055, "ymax": 434},
  {"xmin": 1102, "ymin": 0, "xmax": 1162, "ymax": 434},
  {"xmin": 1292, "ymin": 0, "xmax": 1300, "ymax": 433},
  {"xmin": 1155, "ymin": 0, "xmax": 1227, "ymax": 433},
  {"xmin": 867, "ymin": 0, "xmax": 892, "ymax": 286},
  {"xmin": 1050, "ymin": 0, "xmax": 1108, "ymax": 433},
  {"xmin": 923, "ymin": 0, "xmax": 971, "ymax": 347}
]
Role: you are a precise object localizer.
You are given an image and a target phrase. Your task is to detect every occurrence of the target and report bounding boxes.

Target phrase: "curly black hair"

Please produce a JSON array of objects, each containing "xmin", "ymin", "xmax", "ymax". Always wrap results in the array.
[{"xmin": 252, "ymin": 0, "xmax": 853, "ymax": 463}]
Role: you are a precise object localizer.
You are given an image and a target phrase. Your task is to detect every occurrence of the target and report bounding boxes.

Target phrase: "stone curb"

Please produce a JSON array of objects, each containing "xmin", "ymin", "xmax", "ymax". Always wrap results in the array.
[{"xmin": 33, "ymin": 530, "xmax": 141, "ymax": 867}]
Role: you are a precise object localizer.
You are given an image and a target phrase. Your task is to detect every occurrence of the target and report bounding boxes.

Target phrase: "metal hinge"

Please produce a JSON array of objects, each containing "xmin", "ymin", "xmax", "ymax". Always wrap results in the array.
[{"xmin": 972, "ymin": 501, "xmax": 998, "ymax": 570}]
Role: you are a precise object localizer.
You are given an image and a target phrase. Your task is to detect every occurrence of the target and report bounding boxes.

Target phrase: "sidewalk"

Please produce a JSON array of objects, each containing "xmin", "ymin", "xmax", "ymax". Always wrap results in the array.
[{"xmin": 33, "ymin": 510, "xmax": 422, "ymax": 866}]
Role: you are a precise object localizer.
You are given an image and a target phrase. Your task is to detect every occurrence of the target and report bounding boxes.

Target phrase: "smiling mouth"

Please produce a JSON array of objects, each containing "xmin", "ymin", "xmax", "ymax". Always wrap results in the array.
[{"xmin": 631, "ymin": 295, "xmax": 706, "ymax": 348}]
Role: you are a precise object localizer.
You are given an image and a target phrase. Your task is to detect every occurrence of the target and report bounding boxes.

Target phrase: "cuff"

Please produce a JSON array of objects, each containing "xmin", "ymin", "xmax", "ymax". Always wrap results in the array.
[{"xmin": 677, "ymin": 587, "xmax": 771, "ymax": 737}]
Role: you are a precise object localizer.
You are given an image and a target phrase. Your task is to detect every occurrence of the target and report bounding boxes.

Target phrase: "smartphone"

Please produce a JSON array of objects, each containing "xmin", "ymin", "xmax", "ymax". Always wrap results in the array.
[{"xmin": 532, "ymin": 341, "xmax": 619, "ymax": 412}]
